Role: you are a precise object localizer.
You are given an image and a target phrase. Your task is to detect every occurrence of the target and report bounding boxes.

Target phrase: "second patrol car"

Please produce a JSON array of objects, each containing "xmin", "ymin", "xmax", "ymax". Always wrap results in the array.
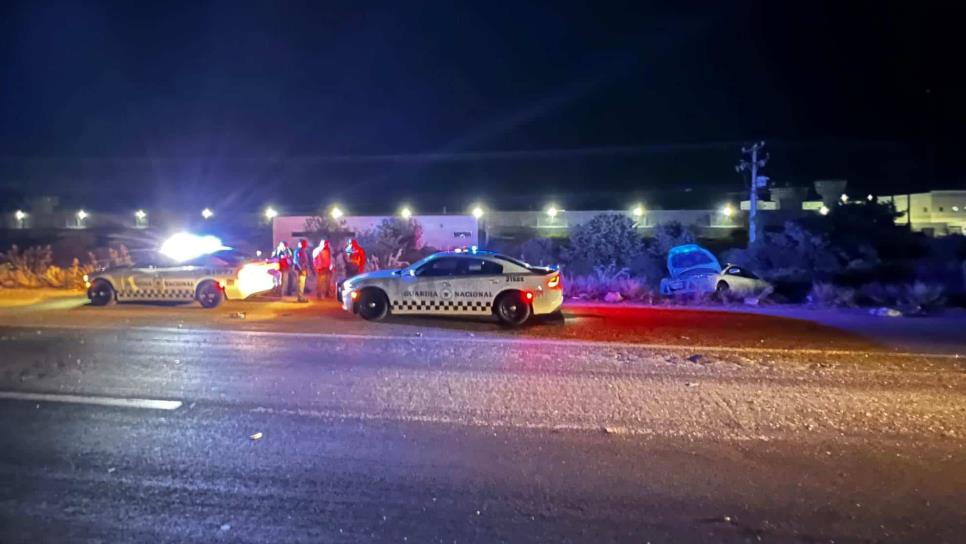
[
  {"xmin": 340, "ymin": 250, "xmax": 563, "ymax": 326},
  {"xmin": 86, "ymin": 249, "xmax": 276, "ymax": 308}
]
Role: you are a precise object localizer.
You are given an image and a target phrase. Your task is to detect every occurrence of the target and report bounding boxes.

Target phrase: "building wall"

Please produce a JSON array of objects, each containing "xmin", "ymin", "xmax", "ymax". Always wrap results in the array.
[
  {"xmin": 484, "ymin": 209, "xmax": 743, "ymax": 240},
  {"xmin": 272, "ymin": 215, "xmax": 479, "ymax": 250}
]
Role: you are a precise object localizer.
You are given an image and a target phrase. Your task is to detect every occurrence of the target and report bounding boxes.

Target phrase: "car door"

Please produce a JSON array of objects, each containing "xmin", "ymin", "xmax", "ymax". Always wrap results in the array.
[
  {"xmin": 455, "ymin": 257, "xmax": 503, "ymax": 314},
  {"xmin": 156, "ymin": 266, "xmax": 199, "ymax": 301},
  {"xmin": 405, "ymin": 257, "xmax": 463, "ymax": 313},
  {"xmin": 120, "ymin": 266, "xmax": 163, "ymax": 300},
  {"xmin": 721, "ymin": 266, "xmax": 760, "ymax": 295}
]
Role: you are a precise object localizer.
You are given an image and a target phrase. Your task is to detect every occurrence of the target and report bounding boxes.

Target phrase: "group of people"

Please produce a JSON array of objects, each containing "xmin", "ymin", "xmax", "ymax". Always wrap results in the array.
[{"xmin": 271, "ymin": 238, "xmax": 366, "ymax": 302}]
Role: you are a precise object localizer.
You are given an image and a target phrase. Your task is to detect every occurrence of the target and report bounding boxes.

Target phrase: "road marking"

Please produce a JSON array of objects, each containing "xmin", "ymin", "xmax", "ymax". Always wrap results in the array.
[
  {"xmin": 1, "ymin": 322, "xmax": 962, "ymax": 359},
  {"xmin": 0, "ymin": 391, "xmax": 183, "ymax": 410}
]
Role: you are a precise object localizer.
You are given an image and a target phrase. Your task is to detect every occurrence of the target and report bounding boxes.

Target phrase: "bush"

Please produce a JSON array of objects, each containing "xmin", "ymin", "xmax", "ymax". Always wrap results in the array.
[
  {"xmin": 859, "ymin": 281, "xmax": 946, "ymax": 314},
  {"xmin": 0, "ymin": 246, "xmax": 94, "ymax": 289},
  {"xmin": 564, "ymin": 214, "xmax": 644, "ymax": 274},
  {"xmin": 519, "ymin": 237, "xmax": 557, "ymax": 266},
  {"xmin": 563, "ymin": 263, "xmax": 656, "ymax": 302},
  {"xmin": 807, "ymin": 282, "xmax": 857, "ymax": 307}
]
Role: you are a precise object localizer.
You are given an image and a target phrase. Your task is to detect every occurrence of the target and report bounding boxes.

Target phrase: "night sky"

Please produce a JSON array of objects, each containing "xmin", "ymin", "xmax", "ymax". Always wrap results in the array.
[{"xmin": 0, "ymin": 1, "xmax": 961, "ymax": 213}]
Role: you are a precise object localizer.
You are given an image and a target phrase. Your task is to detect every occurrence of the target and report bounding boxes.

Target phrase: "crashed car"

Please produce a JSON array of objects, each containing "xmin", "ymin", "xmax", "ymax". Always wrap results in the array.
[{"xmin": 659, "ymin": 244, "xmax": 771, "ymax": 297}]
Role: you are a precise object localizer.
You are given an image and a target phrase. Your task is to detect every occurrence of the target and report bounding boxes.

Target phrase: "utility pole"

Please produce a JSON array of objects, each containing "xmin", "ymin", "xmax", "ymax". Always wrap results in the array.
[{"xmin": 736, "ymin": 141, "xmax": 768, "ymax": 244}]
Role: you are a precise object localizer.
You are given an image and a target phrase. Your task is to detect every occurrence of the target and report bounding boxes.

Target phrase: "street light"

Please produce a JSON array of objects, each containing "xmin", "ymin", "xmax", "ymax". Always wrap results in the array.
[
  {"xmin": 840, "ymin": 193, "xmax": 849, "ymax": 203},
  {"xmin": 721, "ymin": 204, "xmax": 734, "ymax": 218},
  {"xmin": 867, "ymin": 194, "xmax": 874, "ymax": 201},
  {"xmin": 135, "ymin": 209, "xmax": 147, "ymax": 220},
  {"xmin": 471, "ymin": 205, "xmax": 484, "ymax": 219},
  {"xmin": 631, "ymin": 204, "xmax": 645, "ymax": 218},
  {"xmin": 201, "ymin": 208, "xmax": 214, "ymax": 219},
  {"xmin": 819, "ymin": 205, "xmax": 830, "ymax": 216},
  {"xmin": 77, "ymin": 209, "xmax": 88, "ymax": 220},
  {"xmin": 14, "ymin": 210, "xmax": 26, "ymax": 228},
  {"xmin": 546, "ymin": 205, "xmax": 559, "ymax": 218},
  {"xmin": 400, "ymin": 206, "xmax": 413, "ymax": 220},
  {"xmin": 330, "ymin": 206, "xmax": 344, "ymax": 220},
  {"xmin": 264, "ymin": 207, "xmax": 278, "ymax": 220}
]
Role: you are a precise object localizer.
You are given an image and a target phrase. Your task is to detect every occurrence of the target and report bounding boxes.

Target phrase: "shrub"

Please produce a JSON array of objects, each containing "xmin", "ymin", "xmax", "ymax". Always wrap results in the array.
[
  {"xmin": 564, "ymin": 214, "xmax": 644, "ymax": 274},
  {"xmin": 1, "ymin": 246, "xmax": 97, "ymax": 290},
  {"xmin": 519, "ymin": 237, "xmax": 557, "ymax": 266},
  {"xmin": 807, "ymin": 282, "xmax": 857, "ymax": 307},
  {"xmin": 563, "ymin": 263, "xmax": 656, "ymax": 302},
  {"xmin": 859, "ymin": 282, "xmax": 946, "ymax": 314}
]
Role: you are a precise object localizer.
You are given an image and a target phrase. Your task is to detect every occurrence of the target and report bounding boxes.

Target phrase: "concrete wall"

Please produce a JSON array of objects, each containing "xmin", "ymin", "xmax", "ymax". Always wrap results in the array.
[{"xmin": 484, "ymin": 209, "xmax": 743, "ymax": 240}]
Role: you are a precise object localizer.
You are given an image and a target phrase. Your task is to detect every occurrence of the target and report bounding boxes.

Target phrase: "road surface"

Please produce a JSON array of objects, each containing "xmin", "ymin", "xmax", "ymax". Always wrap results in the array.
[{"xmin": 0, "ymin": 296, "xmax": 964, "ymax": 542}]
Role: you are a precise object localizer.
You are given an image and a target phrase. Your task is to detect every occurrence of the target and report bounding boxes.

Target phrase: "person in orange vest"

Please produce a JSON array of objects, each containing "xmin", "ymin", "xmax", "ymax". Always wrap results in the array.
[
  {"xmin": 293, "ymin": 239, "xmax": 311, "ymax": 303},
  {"xmin": 313, "ymin": 239, "xmax": 333, "ymax": 299},
  {"xmin": 345, "ymin": 238, "xmax": 366, "ymax": 277}
]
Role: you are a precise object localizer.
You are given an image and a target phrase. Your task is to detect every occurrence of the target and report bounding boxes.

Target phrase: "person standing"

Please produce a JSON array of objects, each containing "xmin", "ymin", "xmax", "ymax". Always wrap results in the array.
[
  {"xmin": 313, "ymin": 239, "xmax": 333, "ymax": 299},
  {"xmin": 293, "ymin": 239, "xmax": 311, "ymax": 303},
  {"xmin": 273, "ymin": 241, "xmax": 292, "ymax": 297},
  {"xmin": 345, "ymin": 238, "xmax": 366, "ymax": 277}
]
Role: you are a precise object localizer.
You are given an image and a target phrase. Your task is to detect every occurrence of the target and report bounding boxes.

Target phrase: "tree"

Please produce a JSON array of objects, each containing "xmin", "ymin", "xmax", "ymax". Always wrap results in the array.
[
  {"xmin": 357, "ymin": 218, "xmax": 424, "ymax": 270},
  {"xmin": 302, "ymin": 216, "xmax": 351, "ymax": 247}
]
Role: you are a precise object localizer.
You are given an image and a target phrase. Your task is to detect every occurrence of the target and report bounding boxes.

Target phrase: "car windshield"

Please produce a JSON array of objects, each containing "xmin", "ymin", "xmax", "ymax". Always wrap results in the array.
[{"xmin": 670, "ymin": 251, "xmax": 717, "ymax": 270}]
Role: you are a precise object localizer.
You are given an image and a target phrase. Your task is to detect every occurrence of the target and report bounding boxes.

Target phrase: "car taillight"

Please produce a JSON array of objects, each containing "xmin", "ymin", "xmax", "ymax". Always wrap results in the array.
[
  {"xmin": 546, "ymin": 274, "xmax": 561, "ymax": 289},
  {"xmin": 524, "ymin": 291, "xmax": 534, "ymax": 301}
]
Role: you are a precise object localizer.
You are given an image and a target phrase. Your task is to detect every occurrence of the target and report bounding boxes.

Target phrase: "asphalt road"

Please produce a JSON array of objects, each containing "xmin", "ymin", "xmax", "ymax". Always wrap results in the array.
[{"xmin": 0, "ymin": 298, "xmax": 965, "ymax": 542}]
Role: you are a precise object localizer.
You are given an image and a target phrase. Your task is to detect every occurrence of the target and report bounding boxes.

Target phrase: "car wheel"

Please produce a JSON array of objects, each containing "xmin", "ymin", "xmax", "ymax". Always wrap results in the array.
[
  {"xmin": 715, "ymin": 281, "xmax": 731, "ymax": 301},
  {"xmin": 89, "ymin": 280, "xmax": 115, "ymax": 306},
  {"xmin": 196, "ymin": 280, "xmax": 223, "ymax": 308},
  {"xmin": 357, "ymin": 289, "xmax": 389, "ymax": 321},
  {"xmin": 495, "ymin": 291, "xmax": 532, "ymax": 327}
]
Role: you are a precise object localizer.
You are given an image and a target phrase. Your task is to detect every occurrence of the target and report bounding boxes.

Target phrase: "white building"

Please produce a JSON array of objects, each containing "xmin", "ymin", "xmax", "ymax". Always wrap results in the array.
[{"xmin": 271, "ymin": 215, "xmax": 479, "ymax": 250}]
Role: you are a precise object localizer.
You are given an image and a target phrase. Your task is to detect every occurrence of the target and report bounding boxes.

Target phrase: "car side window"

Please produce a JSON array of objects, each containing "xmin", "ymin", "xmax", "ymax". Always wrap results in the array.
[
  {"xmin": 416, "ymin": 258, "xmax": 461, "ymax": 277},
  {"xmin": 727, "ymin": 266, "xmax": 759, "ymax": 279},
  {"xmin": 463, "ymin": 259, "xmax": 503, "ymax": 276}
]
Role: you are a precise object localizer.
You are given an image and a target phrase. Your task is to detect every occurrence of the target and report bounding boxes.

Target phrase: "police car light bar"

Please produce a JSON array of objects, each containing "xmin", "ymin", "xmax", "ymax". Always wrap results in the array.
[{"xmin": 159, "ymin": 232, "xmax": 230, "ymax": 263}]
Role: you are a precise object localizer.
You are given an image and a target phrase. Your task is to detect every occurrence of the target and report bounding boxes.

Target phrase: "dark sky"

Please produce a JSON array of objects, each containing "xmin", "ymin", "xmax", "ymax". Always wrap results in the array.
[{"xmin": 0, "ymin": 1, "xmax": 962, "ymax": 213}]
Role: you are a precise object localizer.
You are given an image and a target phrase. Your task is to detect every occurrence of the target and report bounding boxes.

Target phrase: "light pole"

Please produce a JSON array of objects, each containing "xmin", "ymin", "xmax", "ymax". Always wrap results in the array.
[
  {"xmin": 400, "ymin": 206, "xmax": 413, "ymax": 220},
  {"xmin": 135, "ymin": 209, "xmax": 148, "ymax": 228},
  {"xmin": 201, "ymin": 208, "xmax": 214, "ymax": 220},
  {"xmin": 330, "ymin": 206, "xmax": 344, "ymax": 220},
  {"xmin": 471, "ymin": 205, "xmax": 485, "ymax": 246},
  {"xmin": 76, "ymin": 209, "xmax": 88, "ymax": 228},
  {"xmin": 14, "ymin": 210, "xmax": 26, "ymax": 229},
  {"xmin": 736, "ymin": 141, "xmax": 768, "ymax": 244}
]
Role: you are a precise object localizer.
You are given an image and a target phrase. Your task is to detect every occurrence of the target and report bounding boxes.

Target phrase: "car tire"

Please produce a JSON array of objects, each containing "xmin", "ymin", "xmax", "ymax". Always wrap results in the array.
[
  {"xmin": 495, "ymin": 291, "xmax": 532, "ymax": 327},
  {"xmin": 196, "ymin": 280, "xmax": 223, "ymax": 309},
  {"xmin": 356, "ymin": 288, "xmax": 389, "ymax": 321},
  {"xmin": 715, "ymin": 281, "xmax": 730, "ymax": 301},
  {"xmin": 89, "ymin": 280, "xmax": 116, "ymax": 306}
]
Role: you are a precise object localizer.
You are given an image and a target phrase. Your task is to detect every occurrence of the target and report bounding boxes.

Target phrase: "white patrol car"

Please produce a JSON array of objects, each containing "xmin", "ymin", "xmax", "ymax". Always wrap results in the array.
[
  {"xmin": 340, "ymin": 250, "xmax": 563, "ymax": 326},
  {"xmin": 85, "ymin": 250, "xmax": 276, "ymax": 308}
]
